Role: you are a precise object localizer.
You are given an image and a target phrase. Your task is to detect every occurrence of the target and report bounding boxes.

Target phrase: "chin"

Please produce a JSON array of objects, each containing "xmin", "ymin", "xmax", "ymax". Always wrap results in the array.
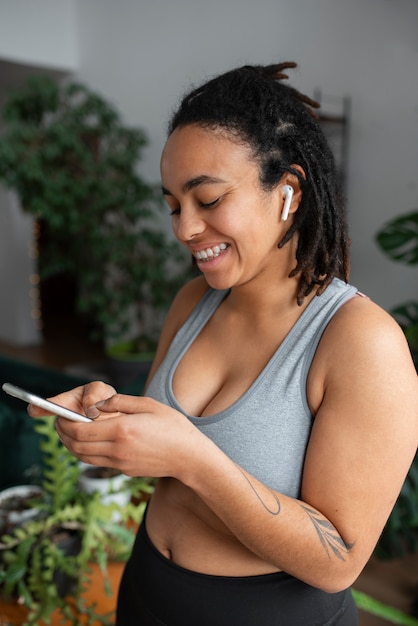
[{"xmin": 202, "ymin": 273, "xmax": 234, "ymax": 291}]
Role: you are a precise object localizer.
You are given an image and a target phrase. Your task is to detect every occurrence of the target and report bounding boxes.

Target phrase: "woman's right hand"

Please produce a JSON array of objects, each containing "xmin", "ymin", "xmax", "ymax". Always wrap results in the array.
[{"xmin": 27, "ymin": 380, "xmax": 117, "ymax": 420}]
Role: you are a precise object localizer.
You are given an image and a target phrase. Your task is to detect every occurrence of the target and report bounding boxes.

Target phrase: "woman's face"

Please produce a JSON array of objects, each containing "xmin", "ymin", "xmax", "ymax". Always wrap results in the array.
[{"xmin": 160, "ymin": 124, "xmax": 292, "ymax": 291}]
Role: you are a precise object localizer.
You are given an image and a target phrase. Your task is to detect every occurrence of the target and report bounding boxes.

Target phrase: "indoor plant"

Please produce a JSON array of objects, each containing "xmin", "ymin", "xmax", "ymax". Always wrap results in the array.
[
  {"xmin": 0, "ymin": 414, "xmax": 154, "ymax": 626},
  {"xmin": 78, "ymin": 462, "xmax": 133, "ymax": 516},
  {"xmin": 372, "ymin": 208, "xmax": 418, "ymax": 620},
  {"xmin": 0, "ymin": 74, "xmax": 194, "ymax": 383},
  {"xmin": 374, "ymin": 210, "xmax": 418, "ymax": 557},
  {"xmin": 375, "ymin": 209, "xmax": 418, "ymax": 369},
  {"xmin": 352, "ymin": 589, "xmax": 418, "ymax": 625}
]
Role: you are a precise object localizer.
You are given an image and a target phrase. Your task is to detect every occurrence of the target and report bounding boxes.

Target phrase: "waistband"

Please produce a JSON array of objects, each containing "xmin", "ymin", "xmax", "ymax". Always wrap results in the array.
[{"xmin": 116, "ymin": 519, "xmax": 357, "ymax": 626}]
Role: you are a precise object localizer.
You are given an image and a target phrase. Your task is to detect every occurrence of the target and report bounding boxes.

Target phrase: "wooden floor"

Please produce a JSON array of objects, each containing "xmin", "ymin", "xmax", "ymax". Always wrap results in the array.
[
  {"xmin": 0, "ymin": 320, "xmax": 417, "ymax": 626},
  {"xmin": 0, "ymin": 560, "xmax": 125, "ymax": 626}
]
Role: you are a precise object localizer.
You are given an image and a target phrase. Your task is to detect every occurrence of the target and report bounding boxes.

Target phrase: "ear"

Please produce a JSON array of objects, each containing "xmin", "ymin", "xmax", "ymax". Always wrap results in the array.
[{"xmin": 278, "ymin": 165, "xmax": 305, "ymax": 222}]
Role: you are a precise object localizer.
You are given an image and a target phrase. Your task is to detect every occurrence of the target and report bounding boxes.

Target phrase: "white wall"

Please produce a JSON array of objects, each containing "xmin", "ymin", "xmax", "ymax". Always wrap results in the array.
[
  {"xmin": 0, "ymin": 0, "xmax": 78, "ymax": 70},
  {"xmin": 74, "ymin": 0, "xmax": 418, "ymax": 311}
]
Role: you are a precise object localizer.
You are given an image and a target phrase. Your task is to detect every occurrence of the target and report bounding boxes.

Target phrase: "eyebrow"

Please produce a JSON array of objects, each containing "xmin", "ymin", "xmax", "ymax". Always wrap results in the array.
[{"xmin": 162, "ymin": 175, "xmax": 226, "ymax": 196}]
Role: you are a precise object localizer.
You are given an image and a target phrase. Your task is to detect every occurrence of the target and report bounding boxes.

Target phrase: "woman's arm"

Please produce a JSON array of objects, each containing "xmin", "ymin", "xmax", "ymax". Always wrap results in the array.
[{"xmin": 180, "ymin": 297, "xmax": 418, "ymax": 591}]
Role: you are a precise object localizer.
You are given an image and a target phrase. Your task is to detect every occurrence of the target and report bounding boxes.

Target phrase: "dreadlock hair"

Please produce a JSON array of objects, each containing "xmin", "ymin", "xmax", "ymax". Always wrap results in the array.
[{"xmin": 168, "ymin": 62, "xmax": 350, "ymax": 304}]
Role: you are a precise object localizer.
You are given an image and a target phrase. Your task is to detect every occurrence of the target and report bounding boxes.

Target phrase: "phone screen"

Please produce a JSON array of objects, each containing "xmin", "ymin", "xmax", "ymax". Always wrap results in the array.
[{"xmin": 2, "ymin": 383, "xmax": 93, "ymax": 423}]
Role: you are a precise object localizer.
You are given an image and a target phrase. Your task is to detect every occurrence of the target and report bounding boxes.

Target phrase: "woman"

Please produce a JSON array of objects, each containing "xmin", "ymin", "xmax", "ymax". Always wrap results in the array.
[{"xmin": 29, "ymin": 62, "xmax": 418, "ymax": 625}]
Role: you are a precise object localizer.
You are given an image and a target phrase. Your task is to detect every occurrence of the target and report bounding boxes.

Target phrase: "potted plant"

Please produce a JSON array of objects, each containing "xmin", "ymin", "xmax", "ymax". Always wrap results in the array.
[
  {"xmin": 0, "ymin": 414, "xmax": 154, "ymax": 626},
  {"xmin": 0, "ymin": 74, "xmax": 195, "ymax": 387}
]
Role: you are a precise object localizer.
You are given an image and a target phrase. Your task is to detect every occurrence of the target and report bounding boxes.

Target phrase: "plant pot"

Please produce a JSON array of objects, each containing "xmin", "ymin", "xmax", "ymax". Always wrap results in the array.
[
  {"xmin": 52, "ymin": 529, "xmax": 82, "ymax": 598},
  {"xmin": 106, "ymin": 341, "xmax": 154, "ymax": 389},
  {"xmin": 78, "ymin": 463, "xmax": 131, "ymax": 517},
  {"xmin": 0, "ymin": 484, "xmax": 43, "ymax": 534}
]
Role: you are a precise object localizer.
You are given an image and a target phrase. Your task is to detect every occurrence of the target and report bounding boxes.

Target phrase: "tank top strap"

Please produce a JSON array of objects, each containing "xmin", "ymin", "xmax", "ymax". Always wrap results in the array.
[{"xmin": 174, "ymin": 288, "xmax": 230, "ymax": 348}]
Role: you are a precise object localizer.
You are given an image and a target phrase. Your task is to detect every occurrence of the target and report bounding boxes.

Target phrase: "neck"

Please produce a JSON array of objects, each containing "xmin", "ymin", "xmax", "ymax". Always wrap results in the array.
[{"xmin": 226, "ymin": 273, "xmax": 314, "ymax": 323}]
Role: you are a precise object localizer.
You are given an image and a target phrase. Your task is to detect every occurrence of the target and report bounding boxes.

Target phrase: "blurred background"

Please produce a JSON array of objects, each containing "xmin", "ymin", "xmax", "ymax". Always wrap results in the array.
[{"xmin": 0, "ymin": 0, "xmax": 417, "ymax": 349}]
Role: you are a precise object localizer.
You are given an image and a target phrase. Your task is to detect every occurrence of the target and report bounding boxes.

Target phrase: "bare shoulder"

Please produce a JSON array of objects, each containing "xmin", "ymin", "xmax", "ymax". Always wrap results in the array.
[
  {"xmin": 166, "ymin": 275, "xmax": 211, "ymax": 330},
  {"xmin": 309, "ymin": 292, "xmax": 418, "ymax": 418},
  {"xmin": 324, "ymin": 294, "xmax": 414, "ymax": 363},
  {"xmin": 145, "ymin": 276, "xmax": 210, "ymax": 385}
]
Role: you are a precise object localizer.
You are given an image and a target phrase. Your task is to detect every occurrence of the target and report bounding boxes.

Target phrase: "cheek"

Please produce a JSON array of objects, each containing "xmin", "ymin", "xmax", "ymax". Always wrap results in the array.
[
  {"xmin": 233, "ymin": 208, "xmax": 278, "ymax": 242},
  {"xmin": 213, "ymin": 192, "xmax": 279, "ymax": 244}
]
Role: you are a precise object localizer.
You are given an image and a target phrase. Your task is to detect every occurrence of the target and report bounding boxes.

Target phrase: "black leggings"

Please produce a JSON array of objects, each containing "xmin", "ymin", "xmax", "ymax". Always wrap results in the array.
[{"xmin": 116, "ymin": 521, "xmax": 358, "ymax": 626}]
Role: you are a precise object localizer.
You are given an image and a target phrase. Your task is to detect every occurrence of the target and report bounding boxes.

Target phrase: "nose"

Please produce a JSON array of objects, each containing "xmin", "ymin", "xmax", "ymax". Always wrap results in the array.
[{"xmin": 174, "ymin": 206, "xmax": 206, "ymax": 243}]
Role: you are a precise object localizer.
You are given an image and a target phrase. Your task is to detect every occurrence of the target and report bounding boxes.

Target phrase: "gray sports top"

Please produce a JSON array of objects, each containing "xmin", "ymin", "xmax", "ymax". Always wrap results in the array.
[{"xmin": 146, "ymin": 278, "xmax": 358, "ymax": 498}]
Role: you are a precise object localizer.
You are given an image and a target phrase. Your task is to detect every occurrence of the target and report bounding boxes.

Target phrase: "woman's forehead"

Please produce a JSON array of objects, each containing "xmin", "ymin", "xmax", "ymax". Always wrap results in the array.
[{"xmin": 161, "ymin": 125, "xmax": 253, "ymax": 179}]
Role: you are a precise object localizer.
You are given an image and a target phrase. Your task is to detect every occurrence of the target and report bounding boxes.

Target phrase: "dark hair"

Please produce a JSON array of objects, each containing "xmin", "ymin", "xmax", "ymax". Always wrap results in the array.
[{"xmin": 168, "ymin": 62, "xmax": 350, "ymax": 304}]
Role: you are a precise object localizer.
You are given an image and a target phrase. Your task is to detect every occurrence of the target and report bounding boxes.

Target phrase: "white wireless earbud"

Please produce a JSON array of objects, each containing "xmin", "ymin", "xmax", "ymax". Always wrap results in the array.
[{"xmin": 281, "ymin": 185, "xmax": 294, "ymax": 222}]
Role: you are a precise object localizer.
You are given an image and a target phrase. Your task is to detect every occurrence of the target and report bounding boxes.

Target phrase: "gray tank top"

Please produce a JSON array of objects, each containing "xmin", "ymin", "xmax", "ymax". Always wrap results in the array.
[{"xmin": 146, "ymin": 278, "xmax": 358, "ymax": 498}]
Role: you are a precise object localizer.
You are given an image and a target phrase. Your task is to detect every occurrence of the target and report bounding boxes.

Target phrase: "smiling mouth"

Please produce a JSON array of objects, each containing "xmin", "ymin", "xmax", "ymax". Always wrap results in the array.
[{"xmin": 193, "ymin": 243, "xmax": 228, "ymax": 261}]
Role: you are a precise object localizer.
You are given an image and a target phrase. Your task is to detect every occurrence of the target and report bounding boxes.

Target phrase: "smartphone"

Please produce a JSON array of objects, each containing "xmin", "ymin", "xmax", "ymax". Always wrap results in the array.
[{"xmin": 2, "ymin": 382, "xmax": 93, "ymax": 423}]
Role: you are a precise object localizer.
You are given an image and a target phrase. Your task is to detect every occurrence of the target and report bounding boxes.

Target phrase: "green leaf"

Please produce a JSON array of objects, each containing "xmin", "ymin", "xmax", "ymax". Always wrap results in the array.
[
  {"xmin": 353, "ymin": 589, "xmax": 418, "ymax": 625},
  {"xmin": 376, "ymin": 211, "xmax": 418, "ymax": 266},
  {"xmin": 391, "ymin": 302, "xmax": 418, "ymax": 329},
  {"xmin": 404, "ymin": 323, "xmax": 418, "ymax": 351},
  {"xmin": 4, "ymin": 561, "xmax": 27, "ymax": 584}
]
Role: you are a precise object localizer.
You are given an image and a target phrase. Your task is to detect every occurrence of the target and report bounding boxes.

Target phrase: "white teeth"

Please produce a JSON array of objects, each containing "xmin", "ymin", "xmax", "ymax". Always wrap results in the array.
[{"xmin": 195, "ymin": 243, "xmax": 227, "ymax": 261}]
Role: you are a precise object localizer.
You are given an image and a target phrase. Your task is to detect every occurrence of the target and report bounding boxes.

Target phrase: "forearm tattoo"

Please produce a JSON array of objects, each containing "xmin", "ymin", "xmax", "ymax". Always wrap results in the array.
[
  {"xmin": 238, "ymin": 466, "xmax": 354, "ymax": 559},
  {"xmin": 301, "ymin": 504, "xmax": 355, "ymax": 561},
  {"xmin": 237, "ymin": 467, "xmax": 354, "ymax": 560},
  {"xmin": 237, "ymin": 466, "xmax": 281, "ymax": 515}
]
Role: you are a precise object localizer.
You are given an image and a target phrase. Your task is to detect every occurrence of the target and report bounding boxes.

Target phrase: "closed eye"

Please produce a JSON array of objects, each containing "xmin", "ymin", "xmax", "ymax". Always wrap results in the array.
[
  {"xmin": 166, "ymin": 197, "xmax": 220, "ymax": 215},
  {"xmin": 200, "ymin": 198, "xmax": 220, "ymax": 209}
]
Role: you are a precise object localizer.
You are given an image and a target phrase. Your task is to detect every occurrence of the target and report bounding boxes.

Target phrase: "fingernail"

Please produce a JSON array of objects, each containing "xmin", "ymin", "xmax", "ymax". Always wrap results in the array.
[{"xmin": 86, "ymin": 405, "xmax": 101, "ymax": 418}]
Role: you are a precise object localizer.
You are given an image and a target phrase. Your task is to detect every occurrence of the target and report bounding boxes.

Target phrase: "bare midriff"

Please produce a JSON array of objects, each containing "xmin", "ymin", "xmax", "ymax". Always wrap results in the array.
[
  {"xmin": 142, "ymin": 285, "xmax": 320, "ymax": 577},
  {"xmin": 145, "ymin": 477, "xmax": 281, "ymax": 577}
]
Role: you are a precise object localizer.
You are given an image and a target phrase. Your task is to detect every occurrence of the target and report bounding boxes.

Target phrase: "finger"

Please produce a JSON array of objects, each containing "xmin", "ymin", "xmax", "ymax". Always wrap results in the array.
[
  {"xmin": 55, "ymin": 414, "xmax": 118, "ymax": 442},
  {"xmin": 27, "ymin": 404, "xmax": 49, "ymax": 417},
  {"xmin": 86, "ymin": 408, "xmax": 122, "ymax": 420},
  {"xmin": 27, "ymin": 382, "xmax": 115, "ymax": 418},
  {"xmin": 76, "ymin": 454, "xmax": 125, "ymax": 470},
  {"xmin": 85, "ymin": 394, "xmax": 122, "ymax": 419},
  {"xmin": 79, "ymin": 381, "xmax": 116, "ymax": 411},
  {"xmin": 94, "ymin": 393, "xmax": 156, "ymax": 415},
  {"xmin": 49, "ymin": 382, "xmax": 116, "ymax": 414},
  {"xmin": 56, "ymin": 432, "xmax": 119, "ymax": 460},
  {"xmin": 55, "ymin": 422, "xmax": 133, "ymax": 472}
]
